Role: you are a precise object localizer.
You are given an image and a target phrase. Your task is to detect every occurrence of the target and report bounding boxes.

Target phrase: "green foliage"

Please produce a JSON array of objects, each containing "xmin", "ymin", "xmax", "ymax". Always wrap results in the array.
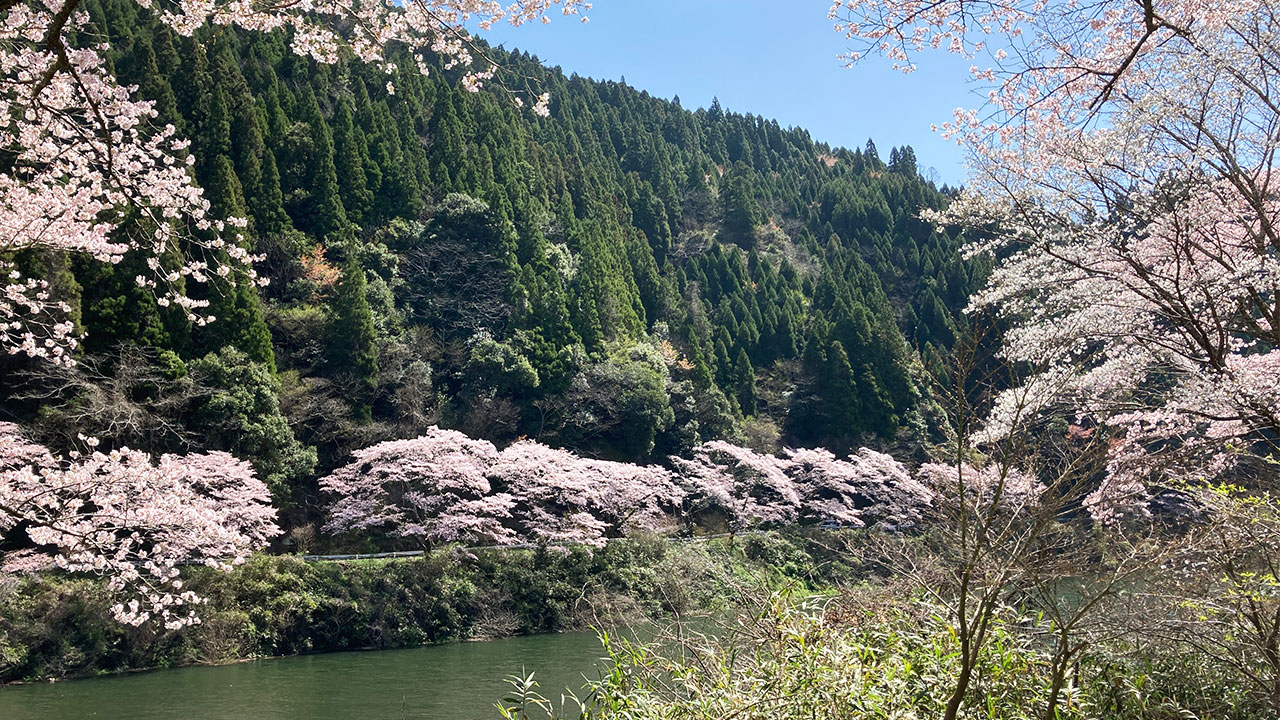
[
  {"xmin": 0, "ymin": 533, "xmax": 854, "ymax": 683},
  {"xmin": 560, "ymin": 342, "xmax": 675, "ymax": 459},
  {"xmin": 72, "ymin": 239, "xmax": 188, "ymax": 357},
  {"xmin": 326, "ymin": 256, "xmax": 379, "ymax": 412},
  {"xmin": 290, "ymin": 88, "xmax": 350, "ymax": 240},
  {"xmin": 188, "ymin": 347, "xmax": 317, "ymax": 502},
  {"xmin": 568, "ymin": 594, "xmax": 1269, "ymax": 720},
  {"xmin": 203, "ymin": 273, "xmax": 277, "ymax": 371},
  {"xmin": 464, "ymin": 332, "xmax": 541, "ymax": 396},
  {"xmin": 718, "ymin": 168, "xmax": 762, "ymax": 249}
]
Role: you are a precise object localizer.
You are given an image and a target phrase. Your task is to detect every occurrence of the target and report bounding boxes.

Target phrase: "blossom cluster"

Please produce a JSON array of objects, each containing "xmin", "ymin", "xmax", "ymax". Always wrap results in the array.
[
  {"xmin": 916, "ymin": 462, "xmax": 1043, "ymax": 517},
  {"xmin": 321, "ymin": 427, "xmax": 684, "ymax": 549},
  {"xmin": 787, "ymin": 447, "xmax": 935, "ymax": 529},
  {"xmin": 0, "ymin": 423, "xmax": 278, "ymax": 628},
  {"xmin": 321, "ymin": 428, "xmax": 516, "ymax": 546},
  {"xmin": 160, "ymin": 0, "xmax": 588, "ymax": 99},
  {"xmin": 491, "ymin": 439, "xmax": 685, "ymax": 547},
  {"xmin": 677, "ymin": 442, "xmax": 935, "ymax": 533},
  {"xmin": 1, "ymin": 3, "xmax": 264, "ymax": 363}
]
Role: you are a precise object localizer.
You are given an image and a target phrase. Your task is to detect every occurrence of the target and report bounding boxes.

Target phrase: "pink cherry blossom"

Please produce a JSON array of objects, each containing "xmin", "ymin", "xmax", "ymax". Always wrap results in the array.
[
  {"xmin": 0, "ymin": 423, "xmax": 278, "ymax": 629},
  {"xmin": 917, "ymin": 462, "xmax": 1043, "ymax": 516},
  {"xmin": 321, "ymin": 430, "xmax": 684, "ymax": 549},
  {"xmin": 785, "ymin": 447, "xmax": 933, "ymax": 529},
  {"xmin": 489, "ymin": 439, "xmax": 684, "ymax": 546},
  {"xmin": 320, "ymin": 427, "xmax": 517, "ymax": 547},
  {"xmin": 324, "ymin": 431, "xmax": 944, "ymax": 546},
  {"xmin": 673, "ymin": 441, "xmax": 802, "ymax": 533},
  {"xmin": 675, "ymin": 442, "xmax": 938, "ymax": 533},
  {"xmin": 1, "ymin": 4, "xmax": 261, "ymax": 362}
]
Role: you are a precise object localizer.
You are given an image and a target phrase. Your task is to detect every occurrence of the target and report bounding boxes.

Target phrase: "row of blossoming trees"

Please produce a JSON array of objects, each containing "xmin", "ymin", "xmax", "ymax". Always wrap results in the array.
[
  {"xmin": 319, "ymin": 428, "xmax": 934, "ymax": 549},
  {"xmin": 0, "ymin": 417, "xmax": 935, "ymax": 622}
]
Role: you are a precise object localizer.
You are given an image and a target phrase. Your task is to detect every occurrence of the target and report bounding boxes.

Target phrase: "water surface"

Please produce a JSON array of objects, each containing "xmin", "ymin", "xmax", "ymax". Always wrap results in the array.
[{"xmin": 0, "ymin": 631, "xmax": 609, "ymax": 720}]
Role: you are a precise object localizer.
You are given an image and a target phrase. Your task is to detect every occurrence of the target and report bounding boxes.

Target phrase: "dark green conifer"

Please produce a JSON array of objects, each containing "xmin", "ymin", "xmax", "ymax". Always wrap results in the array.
[
  {"xmin": 120, "ymin": 36, "xmax": 181, "ymax": 130},
  {"xmin": 328, "ymin": 257, "xmax": 379, "ymax": 420},
  {"xmin": 253, "ymin": 149, "xmax": 292, "ymax": 235},
  {"xmin": 199, "ymin": 155, "xmax": 276, "ymax": 371},
  {"xmin": 732, "ymin": 347, "xmax": 757, "ymax": 416},
  {"xmin": 332, "ymin": 97, "xmax": 374, "ymax": 225},
  {"xmin": 719, "ymin": 172, "xmax": 762, "ymax": 249},
  {"xmin": 298, "ymin": 89, "xmax": 350, "ymax": 240}
]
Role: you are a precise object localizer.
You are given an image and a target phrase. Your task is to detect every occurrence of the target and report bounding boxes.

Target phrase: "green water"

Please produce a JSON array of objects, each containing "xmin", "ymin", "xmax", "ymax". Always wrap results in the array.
[{"xmin": 0, "ymin": 632, "xmax": 609, "ymax": 720}]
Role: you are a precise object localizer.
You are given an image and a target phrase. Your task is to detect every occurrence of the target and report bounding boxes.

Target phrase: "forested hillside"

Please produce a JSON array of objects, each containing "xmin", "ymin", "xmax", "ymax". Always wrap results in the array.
[{"xmin": 0, "ymin": 0, "xmax": 982, "ymax": 521}]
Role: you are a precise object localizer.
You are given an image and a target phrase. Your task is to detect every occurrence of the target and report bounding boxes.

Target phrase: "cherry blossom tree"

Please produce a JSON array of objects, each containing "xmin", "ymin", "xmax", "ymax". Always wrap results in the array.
[
  {"xmin": 916, "ymin": 461, "xmax": 1043, "ymax": 517},
  {"xmin": 320, "ymin": 427, "xmax": 517, "ymax": 547},
  {"xmin": 0, "ymin": 422, "xmax": 277, "ymax": 629},
  {"xmin": 489, "ymin": 439, "xmax": 684, "ymax": 547},
  {"xmin": 577, "ymin": 455, "xmax": 685, "ymax": 536},
  {"xmin": 673, "ymin": 441, "xmax": 801, "ymax": 535},
  {"xmin": 832, "ymin": 0, "xmax": 1280, "ymax": 511},
  {"xmin": 673, "ymin": 442, "xmax": 941, "ymax": 535},
  {"xmin": 785, "ymin": 447, "xmax": 933, "ymax": 530},
  {"xmin": 1, "ymin": 0, "xmax": 587, "ymax": 363},
  {"xmin": 828, "ymin": 7, "xmax": 1280, "ymax": 713}
]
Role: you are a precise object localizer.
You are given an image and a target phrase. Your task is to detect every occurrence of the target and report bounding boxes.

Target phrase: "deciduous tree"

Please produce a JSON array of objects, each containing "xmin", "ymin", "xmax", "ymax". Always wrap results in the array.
[
  {"xmin": 673, "ymin": 440, "xmax": 800, "ymax": 535},
  {"xmin": 489, "ymin": 439, "xmax": 683, "ymax": 546},
  {"xmin": 785, "ymin": 447, "xmax": 932, "ymax": 530},
  {"xmin": 0, "ymin": 422, "xmax": 277, "ymax": 628},
  {"xmin": 320, "ymin": 427, "xmax": 516, "ymax": 547}
]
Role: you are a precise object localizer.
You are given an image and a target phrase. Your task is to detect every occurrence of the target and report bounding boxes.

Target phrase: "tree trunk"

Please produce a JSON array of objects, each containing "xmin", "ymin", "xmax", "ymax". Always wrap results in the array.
[{"xmin": 944, "ymin": 656, "xmax": 973, "ymax": 720}]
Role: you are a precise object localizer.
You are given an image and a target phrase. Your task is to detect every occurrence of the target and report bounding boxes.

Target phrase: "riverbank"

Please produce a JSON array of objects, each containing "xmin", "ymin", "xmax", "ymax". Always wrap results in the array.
[{"xmin": 0, "ymin": 530, "xmax": 861, "ymax": 683}]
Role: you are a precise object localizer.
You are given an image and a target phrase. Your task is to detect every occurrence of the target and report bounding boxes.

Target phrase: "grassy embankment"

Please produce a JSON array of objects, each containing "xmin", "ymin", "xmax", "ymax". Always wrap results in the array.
[{"xmin": 0, "ymin": 531, "xmax": 859, "ymax": 683}]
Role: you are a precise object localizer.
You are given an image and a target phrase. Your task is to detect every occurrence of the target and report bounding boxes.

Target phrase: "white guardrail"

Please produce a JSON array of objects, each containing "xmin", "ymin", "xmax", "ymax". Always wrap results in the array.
[{"xmin": 298, "ymin": 531, "xmax": 774, "ymax": 562}]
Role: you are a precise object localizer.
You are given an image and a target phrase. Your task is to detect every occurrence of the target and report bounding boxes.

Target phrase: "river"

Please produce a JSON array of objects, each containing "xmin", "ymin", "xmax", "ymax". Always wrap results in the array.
[{"xmin": 0, "ymin": 631, "xmax": 610, "ymax": 720}]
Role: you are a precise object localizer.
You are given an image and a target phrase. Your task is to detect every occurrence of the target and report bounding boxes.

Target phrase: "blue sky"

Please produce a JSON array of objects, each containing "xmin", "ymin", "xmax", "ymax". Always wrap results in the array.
[{"xmin": 478, "ymin": 1, "xmax": 981, "ymax": 186}]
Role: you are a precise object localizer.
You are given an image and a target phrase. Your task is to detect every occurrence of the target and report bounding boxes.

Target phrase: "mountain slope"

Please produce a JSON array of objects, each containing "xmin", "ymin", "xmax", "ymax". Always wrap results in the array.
[{"xmin": 1, "ymin": 1, "xmax": 985, "ymax": 515}]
